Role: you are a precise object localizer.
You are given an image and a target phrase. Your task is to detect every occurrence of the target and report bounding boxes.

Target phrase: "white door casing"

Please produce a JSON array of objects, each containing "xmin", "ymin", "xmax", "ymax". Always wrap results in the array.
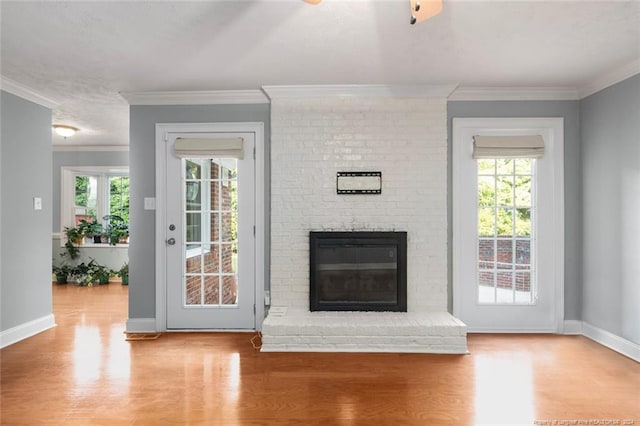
[
  {"xmin": 155, "ymin": 122, "xmax": 265, "ymax": 331},
  {"xmin": 452, "ymin": 118, "xmax": 564, "ymax": 332}
]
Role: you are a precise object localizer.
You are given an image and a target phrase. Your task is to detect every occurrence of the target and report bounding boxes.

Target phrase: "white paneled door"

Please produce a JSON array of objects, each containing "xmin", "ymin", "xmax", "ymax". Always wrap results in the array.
[
  {"xmin": 453, "ymin": 118, "xmax": 564, "ymax": 332},
  {"xmin": 163, "ymin": 131, "xmax": 256, "ymax": 330}
]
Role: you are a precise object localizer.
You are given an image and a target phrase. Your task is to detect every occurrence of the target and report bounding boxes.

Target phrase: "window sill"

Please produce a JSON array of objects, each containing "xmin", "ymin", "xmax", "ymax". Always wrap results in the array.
[
  {"xmin": 80, "ymin": 242, "xmax": 129, "ymax": 248},
  {"xmin": 185, "ymin": 247, "xmax": 211, "ymax": 259},
  {"xmin": 57, "ymin": 241, "xmax": 129, "ymax": 248}
]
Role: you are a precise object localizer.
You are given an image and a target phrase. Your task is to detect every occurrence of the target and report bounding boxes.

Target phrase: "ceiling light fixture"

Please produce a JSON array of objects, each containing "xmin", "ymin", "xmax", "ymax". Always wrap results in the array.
[
  {"xmin": 303, "ymin": 0, "xmax": 443, "ymax": 24},
  {"xmin": 52, "ymin": 124, "xmax": 79, "ymax": 138}
]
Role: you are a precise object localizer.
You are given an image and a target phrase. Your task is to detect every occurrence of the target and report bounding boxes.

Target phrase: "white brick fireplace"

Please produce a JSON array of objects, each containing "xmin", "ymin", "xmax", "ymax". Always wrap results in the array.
[{"xmin": 261, "ymin": 86, "xmax": 467, "ymax": 353}]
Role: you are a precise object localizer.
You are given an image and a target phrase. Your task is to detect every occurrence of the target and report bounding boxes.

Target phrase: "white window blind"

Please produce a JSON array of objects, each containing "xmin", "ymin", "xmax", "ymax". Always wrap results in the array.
[
  {"xmin": 473, "ymin": 135, "xmax": 544, "ymax": 159},
  {"xmin": 174, "ymin": 137, "xmax": 244, "ymax": 159}
]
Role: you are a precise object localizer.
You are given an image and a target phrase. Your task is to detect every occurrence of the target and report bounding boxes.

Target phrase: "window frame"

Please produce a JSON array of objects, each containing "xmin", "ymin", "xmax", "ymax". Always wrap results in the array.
[{"xmin": 60, "ymin": 166, "xmax": 129, "ymax": 246}]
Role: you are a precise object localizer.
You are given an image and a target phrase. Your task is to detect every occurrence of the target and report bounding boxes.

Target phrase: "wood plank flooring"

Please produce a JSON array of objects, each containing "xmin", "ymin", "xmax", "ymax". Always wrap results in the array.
[{"xmin": 1, "ymin": 283, "xmax": 638, "ymax": 425}]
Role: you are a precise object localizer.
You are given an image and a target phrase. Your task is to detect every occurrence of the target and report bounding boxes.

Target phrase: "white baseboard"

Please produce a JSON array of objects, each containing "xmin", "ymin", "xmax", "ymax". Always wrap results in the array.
[
  {"xmin": 581, "ymin": 322, "xmax": 639, "ymax": 363},
  {"xmin": 126, "ymin": 318, "xmax": 157, "ymax": 333},
  {"xmin": 563, "ymin": 320, "xmax": 638, "ymax": 362},
  {"xmin": 0, "ymin": 314, "xmax": 56, "ymax": 349},
  {"xmin": 562, "ymin": 320, "xmax": 583, "ymax": 335}
]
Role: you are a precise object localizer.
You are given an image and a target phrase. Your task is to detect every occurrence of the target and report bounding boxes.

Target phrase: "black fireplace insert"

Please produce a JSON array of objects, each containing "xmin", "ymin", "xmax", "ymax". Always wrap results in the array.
[{"xmin": 309, "ymin": 231, "xmax": 407, "ymax": 312}]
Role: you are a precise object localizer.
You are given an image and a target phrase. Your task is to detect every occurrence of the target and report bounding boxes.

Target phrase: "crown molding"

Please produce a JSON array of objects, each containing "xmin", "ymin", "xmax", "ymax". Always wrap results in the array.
[
  {"xmin": 0, "ymin": 76, "xmax": 59, "ymax": 108},
  {"xmin": 53, "ymin": 145, "xmax": 129, "ymax": 152},
  {"xmin": 120, "ymin": 89, "xmax": 269, "ymax": 105},
  {"xmin": 579, "ymin": 59, "xmax": 640, "ymax": 99},
  {"xmin": 448, "ymin": 86, "xmax": 580, "ymax": 101},
  {"xmin": 262, "ymin": 84, "xmax": 458, "ymax": 100}
]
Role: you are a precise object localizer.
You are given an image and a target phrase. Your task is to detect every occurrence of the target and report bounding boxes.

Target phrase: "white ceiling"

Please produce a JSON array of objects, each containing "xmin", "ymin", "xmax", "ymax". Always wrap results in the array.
[{"xmin": 1, "ymin": 0, "xmax": 639, "ymax": 146}]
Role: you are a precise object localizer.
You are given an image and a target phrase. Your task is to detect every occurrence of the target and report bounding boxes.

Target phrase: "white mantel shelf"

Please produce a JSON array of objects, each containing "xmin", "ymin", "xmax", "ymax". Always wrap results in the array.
[{"xmin": 261, "ymin": 310, "xmax": 468, "ymax": 354}]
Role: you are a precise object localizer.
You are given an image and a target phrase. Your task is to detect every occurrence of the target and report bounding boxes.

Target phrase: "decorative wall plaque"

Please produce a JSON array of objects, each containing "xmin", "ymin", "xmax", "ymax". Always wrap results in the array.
[{"xmin": 336, "ymin": 171, "xmax": 382, "ymax": 194}]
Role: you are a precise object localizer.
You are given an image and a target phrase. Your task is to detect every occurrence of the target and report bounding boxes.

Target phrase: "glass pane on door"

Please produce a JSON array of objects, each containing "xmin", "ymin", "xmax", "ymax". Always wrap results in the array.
[
  {"xmin": 183, "ymin": 158, "xmax": 238, "ymax": 306},
  {"xmin": 477, "ymin": 158, "xmax": 535, "ymax": 305}
]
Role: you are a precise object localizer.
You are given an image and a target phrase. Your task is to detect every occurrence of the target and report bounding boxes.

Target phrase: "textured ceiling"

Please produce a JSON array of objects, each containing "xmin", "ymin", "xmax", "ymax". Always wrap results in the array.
[{"xmin": 1, "ymin": 0, "xmax": 639, "ymax": 146}]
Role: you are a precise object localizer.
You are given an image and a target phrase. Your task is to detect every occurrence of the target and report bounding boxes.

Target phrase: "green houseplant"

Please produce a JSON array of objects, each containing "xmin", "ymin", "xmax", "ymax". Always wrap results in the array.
[
  {"xmin": 108, "ymin": 227, "xmax": 129, "ymax": 245},
  {"xmin": 77, "ymin": 259, "xmax": 112, "ymax": 285},
  {"xmin": 89, "ymin": 262, "xmax": 113, "ymax": 285},
  {"xmin": 118, "ymin": 227, "xmax": 129, "ymax": 244},
  {"xmin": 63, "ymin": 226, "xmax": 82, "ymax": 259},
  {"xmin": 79, "ymin": 219, "xmax": 104, "ymax": 243},
  {"xmin": 68, "ymin": 259, "xmax": 114, "ymax": 286},
  {"xmin": 104, "ymin": 215, "xmax": 129, "ymax": 246},
  {"xmin": 72, "ymin": 261, "xmax": 92, "ymax": 286},
  {"xmin": 118, "ymin": 262, "xmax": 129, "ymax": 285},
  {"xmin": 64, "ymin": 225, "xmax": 84, "ymax": 244},
  {"xmin": 52, "ymin": 263, "xmax": 72, "ymax": 284},
  {"xmin": 77, "ymin": 219, "xmax": 92, "ymax": 240}
]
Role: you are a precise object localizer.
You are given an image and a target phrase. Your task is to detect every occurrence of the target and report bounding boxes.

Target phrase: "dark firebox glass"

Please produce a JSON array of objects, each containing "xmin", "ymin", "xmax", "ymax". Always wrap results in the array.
[{"xmin": 310, "ymin": 232, "xmax": 407, "ymax": 312}]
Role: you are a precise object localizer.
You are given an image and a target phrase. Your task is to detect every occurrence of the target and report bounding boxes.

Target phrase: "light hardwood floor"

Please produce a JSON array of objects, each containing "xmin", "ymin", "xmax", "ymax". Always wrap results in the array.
[{"xmin": 1, "ymin": 283, "xmax": 638, "ymax": 425}]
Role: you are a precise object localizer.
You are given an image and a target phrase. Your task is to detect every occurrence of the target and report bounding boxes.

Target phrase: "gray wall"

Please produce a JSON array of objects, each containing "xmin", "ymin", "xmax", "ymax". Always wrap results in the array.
[
  {"xmin": 447, "ymin": 100, "xmax": 582, "ymax": 320},
  {"xmin": 129, "ymin": 104, "xmax": 270, "ymax": 320},
  {"xmin": 52, "ymin": 150, "xmax": 129, "ymax": 232},
  {"xmin": 1, "ymin": 91, "xmax": 53, "ymax": 331},
  {"xmin": 581, "ymin": 74, "xmax": 640, "ymax": 344}
]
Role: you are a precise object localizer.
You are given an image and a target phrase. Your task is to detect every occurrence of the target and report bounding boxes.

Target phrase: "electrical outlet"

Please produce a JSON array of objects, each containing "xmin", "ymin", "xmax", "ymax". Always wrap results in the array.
[
  {"xmin": 265, "ymin": 291, "xmax": 270, "ymax": 306},
  {"xmin": 33, "ymin": 197, "xmax": 42, "ymax": 210}
]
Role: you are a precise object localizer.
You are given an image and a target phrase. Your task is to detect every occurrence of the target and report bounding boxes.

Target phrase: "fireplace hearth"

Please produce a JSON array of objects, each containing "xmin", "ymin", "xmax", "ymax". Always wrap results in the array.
[{"xmin": 309, "ymin": 231, "xmax": 407, "ymax": 312}]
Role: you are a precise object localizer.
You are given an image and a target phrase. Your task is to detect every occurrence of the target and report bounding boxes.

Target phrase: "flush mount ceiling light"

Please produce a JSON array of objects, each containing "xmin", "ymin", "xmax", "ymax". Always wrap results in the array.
[
  {"xmin": 303, "ymin": 0, "xmax": 442, "ymax": 24},
  {"xmin": 52, "ymin": 124, "xmax": 79, "ymax": 138}
]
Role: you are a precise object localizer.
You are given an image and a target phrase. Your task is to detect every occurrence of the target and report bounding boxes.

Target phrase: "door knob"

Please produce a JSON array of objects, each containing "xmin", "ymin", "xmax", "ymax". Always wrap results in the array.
[{"xmin": 167, "ymin": 238, "xmax": 176, "ymax": 246}]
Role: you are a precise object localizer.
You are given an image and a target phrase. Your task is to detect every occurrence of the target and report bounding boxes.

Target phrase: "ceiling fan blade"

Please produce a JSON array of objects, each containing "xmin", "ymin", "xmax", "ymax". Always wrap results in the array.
[
  {"xmin": 410, "ymin": 0, "xmax": 443, "ymax": 24},
  {"xmin": 304, "ymin": 0, "xmax": 322, "ymax": 4}
]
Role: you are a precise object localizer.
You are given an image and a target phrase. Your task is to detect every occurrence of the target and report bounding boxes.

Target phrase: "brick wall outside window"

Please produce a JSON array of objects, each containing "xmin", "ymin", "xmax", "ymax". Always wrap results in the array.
[{"xmin": 478, "ymin": 238, "xmax": 531, "ymax": 291}]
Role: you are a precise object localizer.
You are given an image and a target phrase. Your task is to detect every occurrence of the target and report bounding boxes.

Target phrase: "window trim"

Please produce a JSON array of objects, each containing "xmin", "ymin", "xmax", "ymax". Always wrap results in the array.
[{"xmin": 60, "ymin": 166, "xmax": 129, "ymax": 246}]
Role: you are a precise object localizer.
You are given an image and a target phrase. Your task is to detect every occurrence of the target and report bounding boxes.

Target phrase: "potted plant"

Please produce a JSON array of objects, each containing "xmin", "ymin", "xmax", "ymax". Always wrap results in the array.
[
  {"xmin": 63, "ymin": 227, "xmax": 82, "ymax": 259},
  {"xmin": 118, "ymin": 262, "xmax": 129, "ymax": 285},
  {"xmin": 52, "ymin": 263, "xmax": 72, "ymax": 284},
  {"xmin": 104, "ymin": 215, "xmax": 128, "ymax": 245},
  {"xmin": 75, "ymin": 259, "xmax": 111, "ymax": 285},
  {"xmin": 90, "ymin": 262, "xmax": 113, "ymax": 285},
  {"xmin": 77, "ymin": 220, "xmax": 91, "ymax": 243},
  {"xmin": 71, "ymin": 262, "xmax": 92, "ymax": 286},
  {"xmin": 106, "ymin": 228, "xmax": 125, "ymax": 245},
  {"xmin": 64, "ymin": 226, "xmax": 84, "ymax": 245},
  {"xmin": 79, "ymin": 219, "xmax": 104, "ymax": 243},
  {"xmin": 78, "ymin": 219, "xmax": 105, "ymax": 243},
  {"xmin": 118, "ymin": 227, "xmax": 129, "ymax": 244}
]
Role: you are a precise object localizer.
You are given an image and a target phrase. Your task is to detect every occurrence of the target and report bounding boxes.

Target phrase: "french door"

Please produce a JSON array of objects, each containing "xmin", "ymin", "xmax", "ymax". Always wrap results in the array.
[
  {"xmin": 453, "ymin": 118, "xmax": 564, "ymax": 332},
  {"xmin": 163, "ymin": 130, "xmax": 255, "ymax": 330}
]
